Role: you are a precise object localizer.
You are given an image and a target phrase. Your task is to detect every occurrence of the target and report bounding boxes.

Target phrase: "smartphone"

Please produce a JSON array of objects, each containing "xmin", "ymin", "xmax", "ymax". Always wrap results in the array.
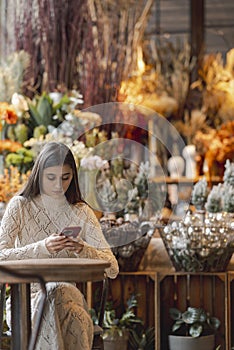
[{"xmin": 61, "ymin": 226, "xmax": 82, "ymax": 238}]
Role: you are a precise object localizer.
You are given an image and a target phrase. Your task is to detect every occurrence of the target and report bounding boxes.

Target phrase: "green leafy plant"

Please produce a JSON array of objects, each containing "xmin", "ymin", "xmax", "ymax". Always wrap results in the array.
[
  {"xmin": 102, "ymin": 295, "xmax": 143, "ymax": 339},
  {"xmin": 169, "ymin": 306, "xmax": 220, "ymax": 338},
  {"xmin": 27, "ymin": 92, "xmax": 70, "ymax": 132},
  {"xmin": 128, "ymin": 326, "xmax": 155, "ymax": 350}
]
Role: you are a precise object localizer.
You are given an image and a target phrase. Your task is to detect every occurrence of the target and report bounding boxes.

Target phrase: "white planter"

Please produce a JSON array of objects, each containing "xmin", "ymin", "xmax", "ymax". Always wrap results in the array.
[{"xmin": 168, "ymin": 334, "xmax": 215, "ymax": 350}]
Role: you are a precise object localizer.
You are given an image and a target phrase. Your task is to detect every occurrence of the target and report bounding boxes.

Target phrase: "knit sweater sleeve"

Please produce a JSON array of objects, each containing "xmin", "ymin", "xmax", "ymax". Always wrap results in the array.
[
  {"xmin": 0, "ymin": 196, "xmax": 49, "ymax": 260},
  {"xmin": 76, "ymin": 204, "xmax": 119, "ymax": 279}
]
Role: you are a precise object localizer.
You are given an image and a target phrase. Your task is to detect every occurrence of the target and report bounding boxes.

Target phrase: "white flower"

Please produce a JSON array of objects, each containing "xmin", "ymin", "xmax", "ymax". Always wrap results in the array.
[
  {"xmin": 75, "ymin": 111, "xmax": 102, "ymax": 125},
  {"xmin": 80, "ymin": 155, "xmax": 108, "ymax": 170},
  {"xmin": 11, "ymin": 93, "xmax": 28, "ymax": 115},
  {"xmin": 49, "ymin": 92, "xmax": 63, "ymax": 104},
  {"xmin": 70, "ymin": 141, "xmax": 91, "ymax": 163},
  {"xmin": 172, "ymin": 236, "xmax": 188, "ymax": 250}
]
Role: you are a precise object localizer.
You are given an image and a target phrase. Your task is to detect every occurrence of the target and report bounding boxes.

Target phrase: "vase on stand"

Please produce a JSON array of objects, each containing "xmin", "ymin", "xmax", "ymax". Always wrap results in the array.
[
  {"xmin": 79, "ymin": 169, "xmax": 102, "ymax": 219},
  {"xmin": 167, "ymin": 155, "xmax": 185, "ymax": 207},
  {"xmin": 182, "ymin": 144, "xmax": 197, "ymax": 179}
]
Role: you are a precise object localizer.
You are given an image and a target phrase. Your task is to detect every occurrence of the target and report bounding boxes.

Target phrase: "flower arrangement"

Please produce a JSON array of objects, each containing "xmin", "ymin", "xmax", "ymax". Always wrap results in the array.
[
  {"xmin": 96, "ymin": 160, "xmax": 165, "ymax": 218},
  {"xmin": 5, "ymin": 147, "xmax": 34, "ymax": 174},
  {"xmin": 161, "ymin": 217, "xmax": 234, "ymax": 272},
  {"xmin": 0, "ymin": 166, "xmax": 30, "ymax": 203},
  {"xmin": 80, "ymin": 155, "xmax": 108, "ymax": 171},
  {"xmin": 0, "ymin": 140, "xmax": 22, "ymax": 154},
  {"xmin": 161, "ymin": 159, "xmax": 234, "ymax": 272},
  {"xmin": 0, "ymin": 102, "xmax": 18, "ymax": 140},
  {"xmin": 191, "ymin": 160, "xmax": 234, "ymax": 214},
  {"xmin": 192, "ymin": 48, "xmax": 234, "ymax": 127}
]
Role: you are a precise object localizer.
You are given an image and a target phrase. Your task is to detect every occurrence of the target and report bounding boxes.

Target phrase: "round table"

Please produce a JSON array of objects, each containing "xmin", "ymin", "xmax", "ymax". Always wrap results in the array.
[{"xmin": 0, "ymin": 258, "xmax": 110, "ymax": 350}]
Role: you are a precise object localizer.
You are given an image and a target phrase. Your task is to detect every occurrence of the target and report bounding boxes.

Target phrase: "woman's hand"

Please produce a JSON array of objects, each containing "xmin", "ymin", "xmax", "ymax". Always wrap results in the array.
[
  {"xmin": 65, "ymin": 237, "xmax": 84, "ymax": 254},
  {"xmin": 45, "ymin": 234, "xmax": 84, "ymax": 254}
]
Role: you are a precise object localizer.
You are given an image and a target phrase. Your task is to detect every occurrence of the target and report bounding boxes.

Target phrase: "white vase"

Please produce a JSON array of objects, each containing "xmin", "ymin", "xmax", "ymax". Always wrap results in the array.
[
  {"xmin": 182, "ymin": 144, "xmax": 197, "ymax": 178},
  {"xmin": 167, "ymin": 156, "xmax": 185, "ymax": 205},
  {"xmin": 168, "ymin": 334, "xmax": 215, "ymax": 350}
]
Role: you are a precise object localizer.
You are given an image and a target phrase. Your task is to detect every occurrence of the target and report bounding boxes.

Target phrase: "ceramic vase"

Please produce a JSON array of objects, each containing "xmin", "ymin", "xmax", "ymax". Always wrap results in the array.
[
  {"xmin": 168, "ymin": 334, "xmax": 215, "ymax": 350},
  {"xmin": 182, "ymin": 144, "xmax": 196, "ymax": 178}
]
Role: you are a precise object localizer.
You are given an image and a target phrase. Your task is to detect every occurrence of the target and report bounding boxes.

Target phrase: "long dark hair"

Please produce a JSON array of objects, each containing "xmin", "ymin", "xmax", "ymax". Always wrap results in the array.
[{"xmin": 19, "ymin": 142, "xmax": 83, "ymax": 204}]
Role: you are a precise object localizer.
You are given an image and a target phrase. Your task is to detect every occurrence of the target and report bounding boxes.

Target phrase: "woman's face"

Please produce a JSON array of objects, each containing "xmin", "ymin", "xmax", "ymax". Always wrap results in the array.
[{"xmin": 42, "ymin": 164, "xmax": 73, "ymax": 198}]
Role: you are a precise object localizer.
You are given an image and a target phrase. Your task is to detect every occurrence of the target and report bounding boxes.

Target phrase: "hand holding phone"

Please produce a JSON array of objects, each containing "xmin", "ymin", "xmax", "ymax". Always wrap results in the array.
[{"xmin": 61, "ymin": 226, "xmax": 81, "ymax": 239}]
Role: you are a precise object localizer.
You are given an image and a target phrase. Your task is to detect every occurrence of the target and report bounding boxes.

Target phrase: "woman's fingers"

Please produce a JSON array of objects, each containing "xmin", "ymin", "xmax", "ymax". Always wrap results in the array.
[
  {"xmin": 45, "ymin": 234, "xmax": 84, "ymax": 254},
  {"xmin": 65, "ymin": 238, "xmax": 84, "ymax": 253},
  {"xmin": 45, "ymin": 234, "xmax": 70, "ymax": 253}
]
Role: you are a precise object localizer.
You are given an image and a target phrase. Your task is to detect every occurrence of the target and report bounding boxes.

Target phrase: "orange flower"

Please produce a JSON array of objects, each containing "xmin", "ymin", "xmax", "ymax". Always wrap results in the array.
[
  {"xmin": 0, "ymin": 102, "xmax": 9, "ymax": 113},
  {"xmin": 0, "ymin": 102, "xmax": 18, "ymax": 124},
  {"xmin": 0, "ymin": 140, "xmax": 22, "ymax": 152}
]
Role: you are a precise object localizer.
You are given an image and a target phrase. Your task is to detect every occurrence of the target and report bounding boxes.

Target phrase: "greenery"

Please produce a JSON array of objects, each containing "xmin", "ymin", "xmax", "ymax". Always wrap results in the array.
[
  {"xmin": 128, "ymin": 327, "xmax": 155, "ymax": 350},
  {"xmin": 90, "ymin": 294, "xmax": 142, "ymax": 341},
  {"xmin": 223, "ymin": 160, "xmax": 234, "ymax": 186},
  {"xmin": 97, "ymin": 160, "xmax": 165, "ymax": 217},
  {"xmin": 205, "ymin": 184, "xmax": 223, "ymax": 213},
  {"xmin": 5, "ymin": 147, "xmax": 34, "ymax": 173},
  {"xmin": 169, "ymin": 306, "xmax": 220, "ymax": 338},
  {"xmin": 102, "ymin": 295, "xmax": 143, "ymax": 339},
  {"xmin": 223, "ymin": 184, "xmax": 234, "ymax": 213},
  {"xmin": 191, "ymin": 178, "xmax": 208, "ymax": 210}
]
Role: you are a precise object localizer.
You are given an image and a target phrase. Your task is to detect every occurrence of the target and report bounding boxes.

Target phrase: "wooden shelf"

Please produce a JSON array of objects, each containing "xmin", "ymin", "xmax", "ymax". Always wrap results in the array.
[
  {"xmin": 150, "ymin": 176, "xmax": 223, "ymax": 186},
  {"xmin": 105, "ymin": 270, "xmax": 231, "ymax": 350},
  {"xmin": 156, "ymin": 272, "xmax": 228, "ymax": 350}
]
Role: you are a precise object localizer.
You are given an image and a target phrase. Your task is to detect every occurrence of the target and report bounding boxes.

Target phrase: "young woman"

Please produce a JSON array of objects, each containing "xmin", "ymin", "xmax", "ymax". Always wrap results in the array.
[{"xmin": 0, "ymin": 141, "xmax": 119, "ymax": 350}]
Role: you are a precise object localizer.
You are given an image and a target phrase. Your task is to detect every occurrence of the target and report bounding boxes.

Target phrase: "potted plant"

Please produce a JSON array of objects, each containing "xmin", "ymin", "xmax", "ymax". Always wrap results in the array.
[
  {"xmin": 102, "ymin": 295, "xmax": 143, "ymax": 350},
  {"xmin": 128, "ymin": 326, "xmax": 155, "ymax": 350},
  {"xmin": 168, "ymin": 306, "xmax": 221, "ymax": 350}
]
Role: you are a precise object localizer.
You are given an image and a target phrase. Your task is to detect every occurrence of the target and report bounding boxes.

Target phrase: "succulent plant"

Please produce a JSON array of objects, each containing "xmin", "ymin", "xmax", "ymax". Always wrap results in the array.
[
  {"xmin": 205, "ymin": 184, "xmax": 223, "ymax": 213},
  {"xmin": 169, "ymin": 306, "xmax": 220, "ymax": 338},
  {"xmin": 191, "ymin": 178, "xmax": 208, "ymax": 210},
  {"xmin": 222, "ymin": 184, "xmax": 234, "ymax": 213},
  {"xmin": 223, "ymin": 160, "xmax": 234, "ymax": 186}
]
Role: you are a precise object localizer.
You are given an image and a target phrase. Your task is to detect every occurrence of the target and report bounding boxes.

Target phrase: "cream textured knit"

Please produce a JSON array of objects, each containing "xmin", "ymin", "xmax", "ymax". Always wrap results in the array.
[{"xmin": 0, "ymin": 194, "xmax": 119, "ymax": 350}]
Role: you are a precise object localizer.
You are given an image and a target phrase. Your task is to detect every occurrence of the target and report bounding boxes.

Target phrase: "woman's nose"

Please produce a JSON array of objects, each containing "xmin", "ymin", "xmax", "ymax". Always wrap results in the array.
[{"xmin": 54, "ymin": 178, "xmax": 62, "ymax": 189}]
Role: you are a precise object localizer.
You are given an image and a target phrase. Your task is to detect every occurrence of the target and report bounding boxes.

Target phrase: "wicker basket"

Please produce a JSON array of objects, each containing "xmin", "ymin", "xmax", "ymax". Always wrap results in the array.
[
  {"xmin": 101, "ymin": 220, "xmax": 154, "ymax": 272},
  {"xmin": 159, "ymin": 226, "xmax": 234, "ymax": 272}
]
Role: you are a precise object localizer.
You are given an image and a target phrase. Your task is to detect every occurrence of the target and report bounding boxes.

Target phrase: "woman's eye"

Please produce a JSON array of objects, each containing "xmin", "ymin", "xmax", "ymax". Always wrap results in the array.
[
  {"xmin": 47, "ymin": 175, "xmax": 56, "ymax": 181},
  {"xmin": 62, "ymin": 176, "xmax": 70, "ymax": 181}
]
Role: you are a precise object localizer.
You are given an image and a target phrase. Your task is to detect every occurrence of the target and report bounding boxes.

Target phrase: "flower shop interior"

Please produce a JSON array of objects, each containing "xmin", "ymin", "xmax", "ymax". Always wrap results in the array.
[{"xmin": 0, "ymin": 0, "xmax": 234, "ymax": 349}]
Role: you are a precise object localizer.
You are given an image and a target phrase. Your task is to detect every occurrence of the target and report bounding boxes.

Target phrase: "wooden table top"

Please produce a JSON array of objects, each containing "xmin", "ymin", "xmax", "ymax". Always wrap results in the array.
[{"xmin": 0, "ymin": 258, "xmax": 110, "ymax": 283}]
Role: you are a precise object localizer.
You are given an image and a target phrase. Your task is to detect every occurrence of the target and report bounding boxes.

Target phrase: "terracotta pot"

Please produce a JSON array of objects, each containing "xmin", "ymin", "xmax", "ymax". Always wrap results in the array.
[{"xmin": 168, "ymin": 334, "xmax": 215, "ymax": 350}]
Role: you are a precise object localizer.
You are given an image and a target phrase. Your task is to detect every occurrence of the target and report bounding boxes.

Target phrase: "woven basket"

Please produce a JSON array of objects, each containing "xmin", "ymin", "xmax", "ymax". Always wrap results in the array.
[
  {"xmin": 101, "ymin": 220, "xmax": 154, "ymax": 272},
  {"xmin": 159, "ymin": 227, "xmax": 234, "ymax": 272}
]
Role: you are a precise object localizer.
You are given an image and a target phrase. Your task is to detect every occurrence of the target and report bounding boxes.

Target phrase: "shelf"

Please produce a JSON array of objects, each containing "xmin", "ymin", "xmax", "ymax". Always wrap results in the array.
[
  {"xmin": 108, "ymin": 271, "xmax": 231, "ymax": 350},
  {"xmin": 151, "ymin": 176, "xmax": 223, "ymax": 186}
]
